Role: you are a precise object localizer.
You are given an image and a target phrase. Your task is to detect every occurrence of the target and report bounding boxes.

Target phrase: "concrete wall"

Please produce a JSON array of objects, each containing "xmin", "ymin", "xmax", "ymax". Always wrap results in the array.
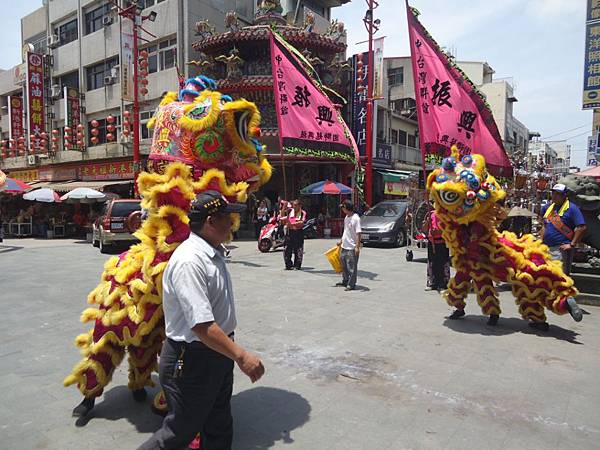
[
  {"xmin": 385, "ymin": 57, "xmax": 413, "ymax": 102},
  {"xmin": 80, "ymin": 23, "xmax": 120, "ymax": 69},
  {"xmin": 0, "ymin": 69, "xmax": 22, "ymax": 96},
  {"xmin": 52, "ymin": 39, "xmax": 79, "ymax": 76},
  {"xmin": 22, "ymin": 6, "xmax": 47, "ymax": 43},
  {"xmin": 85, "ymin": 84, "xmax": 121, "ymax": 114},
  {"xmin": 49, "ymin": 0, "xmax": 78, "ymax": 24},
  {"xmin": 479, "ymin": 81, "xmax": 507, "ymax": 142}
]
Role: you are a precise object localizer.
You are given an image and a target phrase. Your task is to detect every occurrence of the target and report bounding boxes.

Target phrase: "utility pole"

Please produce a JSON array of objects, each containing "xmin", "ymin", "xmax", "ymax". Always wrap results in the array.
[
  {"xmin": 114, "ymin": 1, "xmax": 157, "ymax": 197},
  {"xmin": 363, "ymin": 0, "xmax": 380, "ymax": 206}
]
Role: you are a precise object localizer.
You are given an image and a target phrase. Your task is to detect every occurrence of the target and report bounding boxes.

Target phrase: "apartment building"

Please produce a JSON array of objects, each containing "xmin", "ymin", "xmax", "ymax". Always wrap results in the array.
[
  {"xmin": 528, "ymin": 139, "xmax": 571, "ymax": 176},
  {"xmin": 0, "ymin": 0, "xmax": 258, "ymax": 184},
  {"xmin": 0, "ymin": 0, "xmax": 347, "ymax": 185}
]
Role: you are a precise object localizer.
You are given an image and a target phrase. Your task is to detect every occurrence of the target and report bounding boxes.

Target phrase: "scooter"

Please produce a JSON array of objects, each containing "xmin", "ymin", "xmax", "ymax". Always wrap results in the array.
[
  {"xmin": 258, "ymin": 216, "xmax": 318, "ymax": 253},
  {"xmin": 258, "ymin": 216, "xmax": 286, "ymax": 253},
  {"xmin": 303, "ymin": 217, "xmax": 317, "ymax": 239}
]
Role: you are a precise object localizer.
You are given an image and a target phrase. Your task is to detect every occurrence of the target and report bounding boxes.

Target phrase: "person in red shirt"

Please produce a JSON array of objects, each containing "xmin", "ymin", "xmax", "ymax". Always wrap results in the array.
[
  {"xmin": 423, "ymin": 207, "xmax": 450, "ymax": 291},
  {"xmin": 284, "ymin": 199, "xmax": 307, "ymax": 270}
]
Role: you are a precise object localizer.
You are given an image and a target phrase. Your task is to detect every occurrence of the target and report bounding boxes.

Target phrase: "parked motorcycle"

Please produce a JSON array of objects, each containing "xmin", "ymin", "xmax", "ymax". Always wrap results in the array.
[
  {"xmin": 258, "ymin": 216, "xmax": 286, "ymax": 253},
  {"xmin": 302, "ymin": 217, "xmax": 317, "ymax": 239},
  {"xmin": 258, "ymin": 216, "xmax": 318, "ymax": 253}
]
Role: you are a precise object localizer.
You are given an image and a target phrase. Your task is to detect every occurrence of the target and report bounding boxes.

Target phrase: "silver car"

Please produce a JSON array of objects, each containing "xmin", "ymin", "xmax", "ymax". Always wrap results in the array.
[{"xmin": 360, "ymin": 201, "xmax": 409, "ymax": 247}]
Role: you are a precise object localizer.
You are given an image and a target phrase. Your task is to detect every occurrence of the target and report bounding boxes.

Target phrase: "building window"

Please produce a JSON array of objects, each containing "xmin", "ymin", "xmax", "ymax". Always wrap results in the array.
[
  {"xmin": 55, "ymin": 18, "xmax": 78, "ymax": 46},
  {"xmin": 388, "ymin": 67, "xmax": 404, "ymax": 87},
  {"xmin": 391, "ymin": 129, "xmax": 399, "ymax": 144},
  {"xmin": 398, "ymin": 130, "xmax": 407, "ymax": 146},
  {"xmin": 60, "ymin": 71, "xmax": 80, "ymax": 91},
  {"xmin": 407, "ymin": 134, "xmax": 416, "ymax": 148},
  {"xmin": 27, "ymin": 33, "xmax": 47, "ymax": 55},
  {"xmin": 140, "ymin": 110, "xmax": 154, "ymax": 140},
  {"xmin": 86, "ymin": 57, "xmax": 119, "ymax": 91},
  {"xmin": 85, "ymin": 3, "xmax": 112, "ymax": 35},
  {"xmin": 303, "ymin": 1, "xmax": 326, "ymax": 16},
  {"xmin": 133, "ymin": 0, "xmax": 166, "ymax": 9},
  {"xmin": 145, "ymin": 37, "xmax": 177, "ymax": 74}
]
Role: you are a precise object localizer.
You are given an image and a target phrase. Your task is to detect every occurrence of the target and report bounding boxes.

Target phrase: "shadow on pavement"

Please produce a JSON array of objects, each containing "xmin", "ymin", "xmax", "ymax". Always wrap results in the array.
[
  {"xmin": 0, "ymin": 244, "xmax": 23, "ymax": 254},
  {"xmin": 408, "ymin": 257, "xmax": 427, "ymax": 264},
  {"xmin": 303, "ymin": 268, "xmax": 379, "ymax": 280},
  {"xmin": 74, "ymin": 385, "xmax": 311, "ymax": 450},
  {"xmin": 75, "ymin": 385, "xmax": 163, "ymax": 431},
  {"xmin": 443, "ymin": 315, "xmax": 582, "ymax": 344},
  {"xmin": 227, "ymin": 259, "xmax": 266, "ymax": 268},
  {"xmin": 232, "ymin": 387, "xmax": 311, "ymax": 449}
]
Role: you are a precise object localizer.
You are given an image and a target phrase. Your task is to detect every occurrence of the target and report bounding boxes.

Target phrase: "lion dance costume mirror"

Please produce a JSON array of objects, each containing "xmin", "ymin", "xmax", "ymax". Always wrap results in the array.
[
  {"xmin": 427, "ymin": 146, "xmax": 583, "ymax": 330},
  {"xmin": 64, "ymin": 76, "xmax": 272, "ymax": 415}
]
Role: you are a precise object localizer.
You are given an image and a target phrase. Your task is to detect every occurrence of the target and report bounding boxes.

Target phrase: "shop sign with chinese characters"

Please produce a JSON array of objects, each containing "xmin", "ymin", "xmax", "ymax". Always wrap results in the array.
[
  {"xmin": 26, "ymin": 52, "xmax": 45, "ymax": 137},
  {"xmin": 8, "ymin": 96, "xmax": 24, "ymax": 140},
  {"xmin": 39, "ymin": 166, "xmax": 78, "ymax": 181},
  {"xmin": 64, "ymin": 87, "xmax": 82, "ymax": 150},
  {"xmin": 9, "ymin": 169, "xmax": 38, "ymax": 182},
  {"xmin": 79, "ymin": 161, "xmax": 134, "ymax": 181}
]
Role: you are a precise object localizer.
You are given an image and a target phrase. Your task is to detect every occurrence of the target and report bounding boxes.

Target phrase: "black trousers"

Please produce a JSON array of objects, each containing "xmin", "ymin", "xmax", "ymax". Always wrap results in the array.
[
  {"xmin": 138, "ymin": 339, "xmax": 234, "ymax": 450},
  {"xmin": 284, "ymin": 229, "xmax": 304, "ymax": 269},
  {"xmin": 427, "ymin": 241, "xmax": 450, "ymax": 289}
]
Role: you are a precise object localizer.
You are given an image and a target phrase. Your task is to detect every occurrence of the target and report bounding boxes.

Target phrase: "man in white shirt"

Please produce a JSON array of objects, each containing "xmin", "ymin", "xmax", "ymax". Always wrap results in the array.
[
  {"xmin": 336, "ymin": 199, "xmax": 362, "ymax": 291},
  {"xmin": 139, "ymin": 191, "xmax": 265, "ymax": 450}
]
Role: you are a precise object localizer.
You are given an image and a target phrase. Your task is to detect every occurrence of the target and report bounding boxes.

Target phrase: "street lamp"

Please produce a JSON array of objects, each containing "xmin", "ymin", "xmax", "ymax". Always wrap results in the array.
[
  {"xmin": 363, "ymin": 0, "xmax": 380, "ymax": 207},
  {"xmin": 112, "ymin": 1, "xmax": 157, "ymax": 197}
]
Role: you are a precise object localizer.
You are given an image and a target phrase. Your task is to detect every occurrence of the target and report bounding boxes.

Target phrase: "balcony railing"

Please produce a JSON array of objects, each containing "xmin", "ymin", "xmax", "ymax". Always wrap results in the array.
[{"xmin": 390, "ymin": 143, "xmax": 421, "ymax": 165}]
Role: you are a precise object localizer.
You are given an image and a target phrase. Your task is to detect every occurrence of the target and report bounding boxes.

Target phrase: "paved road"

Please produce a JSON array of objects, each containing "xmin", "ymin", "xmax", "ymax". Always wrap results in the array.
[{"xmin": 1, "ymin": 237, "xmax": 599, "ymax": 449}]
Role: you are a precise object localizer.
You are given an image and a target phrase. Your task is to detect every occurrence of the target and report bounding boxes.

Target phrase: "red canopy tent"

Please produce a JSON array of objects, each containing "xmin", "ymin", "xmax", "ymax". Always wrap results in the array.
[{"xmin": 575, "ymin": 166, "xmax": 600, "ymax": 182}]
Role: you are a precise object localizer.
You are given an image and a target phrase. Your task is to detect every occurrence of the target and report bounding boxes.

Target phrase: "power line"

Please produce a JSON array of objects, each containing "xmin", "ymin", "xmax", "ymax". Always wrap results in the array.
[
  {"xmin": 541, "ymin": 123, "xmax": 592, "ymax": 140},
  {"xmin": 563, "ymin": 129, "xmax": 594, "ymax": 141}
]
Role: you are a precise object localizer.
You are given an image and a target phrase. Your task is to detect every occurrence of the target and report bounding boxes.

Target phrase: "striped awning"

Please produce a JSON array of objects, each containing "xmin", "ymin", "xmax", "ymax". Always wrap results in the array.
[{"xmin": 28, "ymin": 179, "xmax": 132, "ymax": 192}]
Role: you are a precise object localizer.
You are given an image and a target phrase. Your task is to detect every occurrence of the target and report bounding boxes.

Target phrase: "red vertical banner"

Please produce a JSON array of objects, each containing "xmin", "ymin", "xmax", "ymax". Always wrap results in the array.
[
  {"xmin": 26, "ymin": 52, "xmax": 45, "ymax": 150},
  {"xmin": 406, "ymin": 3, "xmax": 512, "ymax": 176},
  {"xmin": 269, "ymin": 32, "xmax": 359, "ymax": 163},
  {"xmin": 8, "ymin": 96, "xmax": 24, "ymax": 140},
  {"xmin": 64, "ymin": 87, "xmax": 82, "ymax": 150}
]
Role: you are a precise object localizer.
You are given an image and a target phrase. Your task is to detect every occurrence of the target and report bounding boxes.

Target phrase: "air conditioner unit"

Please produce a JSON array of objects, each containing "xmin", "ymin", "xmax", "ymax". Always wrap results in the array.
[
  {"xmin": 47, "ymin": 34, "xmax": 60, "ymax": 49},
  {"xmin": 104, "ymin": 75, "xmax": 116, "ymax": 86},
  {"xmin": 27, "ymin": 154, "xmax": 37, "ymax": 165},
  {"xmin": 102, "ymin": 15, "xmax": 114, "ymax": 27},
  {"xmin": 51, "ymin": 84, "xmax": 61, "ymax": 99},
  {"xmin": 110, "ymin": 65, "xmax": 119, "ymax": 79}
]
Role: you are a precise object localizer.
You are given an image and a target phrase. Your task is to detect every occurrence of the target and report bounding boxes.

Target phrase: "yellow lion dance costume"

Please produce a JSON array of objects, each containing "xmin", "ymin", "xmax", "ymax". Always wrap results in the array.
[
  {"xmin": 64, "ymin": 76, "xmax": 271, "ymax": 416},
  {"xmin": 427, "ymin": 147, "xmax": 583, "ymax": 330}
]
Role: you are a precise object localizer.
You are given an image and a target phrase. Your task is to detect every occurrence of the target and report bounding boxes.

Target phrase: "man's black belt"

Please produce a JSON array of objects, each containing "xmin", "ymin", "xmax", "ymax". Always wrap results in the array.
[{"xmin": 168, "ymin": 332, "xmax": 234, "ymax": 350}]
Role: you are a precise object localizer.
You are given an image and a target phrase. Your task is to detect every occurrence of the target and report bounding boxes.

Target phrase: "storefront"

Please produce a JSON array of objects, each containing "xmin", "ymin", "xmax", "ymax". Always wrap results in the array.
[
  {"xmin": 377, "ymin": 169, "xmax": 413, "ymax": 200},
  {"xmin": 27, "ymin": 159, "xmax": 137, "ymax": 197},
  {"xmin": 2, "ymin": 158, "xmax": 137, "ymax": 238}
]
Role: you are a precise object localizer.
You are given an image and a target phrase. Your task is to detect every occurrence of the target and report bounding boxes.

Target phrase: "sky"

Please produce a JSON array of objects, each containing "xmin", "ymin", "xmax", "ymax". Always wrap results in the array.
[
  {"xmin": 333, "ymin": 0, "xmax": 591, "ymax": 168},
  {"xmin": 0, "ymin": 0, "xmax": 592, "ymax": 167}
]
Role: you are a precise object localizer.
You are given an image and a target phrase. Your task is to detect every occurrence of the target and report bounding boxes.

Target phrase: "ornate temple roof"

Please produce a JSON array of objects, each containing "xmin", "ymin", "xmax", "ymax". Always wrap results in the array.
[{"xmin": 192, "ymin": 25, "xmax": 346, "ymax": 55}]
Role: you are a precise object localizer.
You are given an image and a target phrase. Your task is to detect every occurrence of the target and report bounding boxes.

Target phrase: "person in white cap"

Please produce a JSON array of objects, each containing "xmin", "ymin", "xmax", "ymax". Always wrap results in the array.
[{"xmin": 539, "ymin": 183, "xmax": 587, "ymax": 275}]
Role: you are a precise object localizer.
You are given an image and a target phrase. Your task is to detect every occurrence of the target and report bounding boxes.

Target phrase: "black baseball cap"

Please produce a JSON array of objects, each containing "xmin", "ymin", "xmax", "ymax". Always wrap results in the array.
[{"xmin": 188, "ymin": 190, "xmax": 246, "ymax": 221}]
